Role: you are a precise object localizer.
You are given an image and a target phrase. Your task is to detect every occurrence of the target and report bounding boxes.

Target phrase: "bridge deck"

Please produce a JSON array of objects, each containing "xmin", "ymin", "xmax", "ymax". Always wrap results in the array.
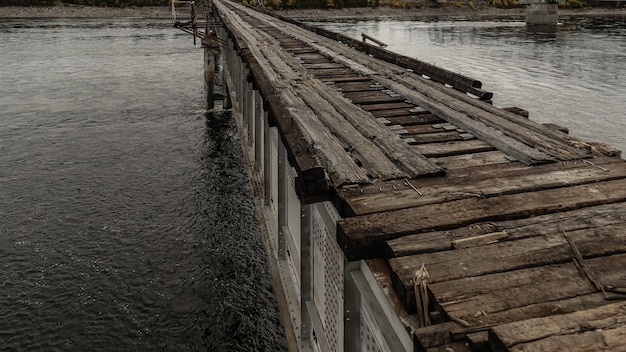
[{"xmin": 210, "ymin": 1, "xmax": 626, "ymax": 351}]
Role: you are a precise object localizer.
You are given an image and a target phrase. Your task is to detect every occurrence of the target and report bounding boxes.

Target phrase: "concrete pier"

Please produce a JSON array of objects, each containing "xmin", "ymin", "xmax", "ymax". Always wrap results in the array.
[{"xmin": 526, "ymin": 2, "xmax": 559, "ymax": 33}]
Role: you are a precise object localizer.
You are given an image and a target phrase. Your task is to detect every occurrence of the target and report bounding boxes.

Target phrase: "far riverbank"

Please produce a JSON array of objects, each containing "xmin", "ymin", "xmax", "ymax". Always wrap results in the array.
[{"xmin": 1, "ymin": 4, "xmax": 624, "ymax": 20}]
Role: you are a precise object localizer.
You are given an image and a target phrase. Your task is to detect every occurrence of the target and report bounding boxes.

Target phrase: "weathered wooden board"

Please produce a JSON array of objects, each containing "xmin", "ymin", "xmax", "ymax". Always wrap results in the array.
[
  {"xmin": 359, "ymin": 102, "xmax": 416, "ymax": 111},
  {"xmin": 309, "ymin": 68, "xmax": 355, "ymax": 77},
  {"xmin": 389, "ymin": 225, "xmax": 626, "ymax": 313},
  {"xmin": 369, "ymin": 110, "xmax": 434, "ymax": 121},
  {"xmin": 343, "ymin": 92, "xmax": 407, "ymax": 104},
  {"xmin": 412, "ymin": 139, "xmax": 494, "ymax": 157},
  {"xmin": 318, "ymin": 75, "xmax": 370, "ymax": 83},
  {"xmin": 403, "ymin": 124, "xmax": 449, "ymax": 134},
  {"xmin": 435, "ymin": 150, "xmax": 513, "ymax": 170},
  {"xmin": 302, "ymin": 62, "xmax": 345, "ymax": 69},
  {"xmin": 308, "ymin": 80, "xmax": 444, "ymax": 179},
  {"xmin": 489, "ymin": 300, "xmax": 626, "ymax": 352},
  {"xmin": 342, "ymin": 157, "xmax": 626, "ymax": 216},
  {"xmin": 405, "ymin": 131, "xmax": 465, "ymax": 144},
  {"xmin": 388, "ymin": 74, "xmax": 592, "ymax": 162},
  {"xmin": 334, "ymin": 81, "xmax": 383, "ymax": 92},
  {"xmin": 432, "ymin": 253, "xmax": 626, "ymax": 321},
  {"xmin": 385, "ymin": 200, "xmax": 626, "ymax": 257},
  {"xmin": 297, "ymin": 84, "xmax": 407, "ymax": 181},
  {"xmin": 337, "ymin": 178, "xmax": 626, "ymax": 260}
]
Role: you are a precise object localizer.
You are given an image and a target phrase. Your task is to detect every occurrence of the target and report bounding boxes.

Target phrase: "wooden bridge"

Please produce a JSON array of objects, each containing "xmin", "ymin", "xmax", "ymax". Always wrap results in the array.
[{"xmin": 182, "ymin": 1, "xmax": 626, "ymax": 351}]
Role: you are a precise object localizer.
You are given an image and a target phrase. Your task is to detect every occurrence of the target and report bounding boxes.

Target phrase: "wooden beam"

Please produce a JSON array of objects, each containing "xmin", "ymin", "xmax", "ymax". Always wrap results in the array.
[
  {"xmin": 337, "ymin": 178, "xmax": 626, "ymax": 260},
  {"xmin": 489, "ymin": 300, "xmax": 626, "ymax": 352}
]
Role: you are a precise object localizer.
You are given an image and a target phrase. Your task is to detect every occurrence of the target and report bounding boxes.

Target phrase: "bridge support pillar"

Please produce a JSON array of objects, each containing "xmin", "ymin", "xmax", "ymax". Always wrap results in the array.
[{"xmin": 524, "ymin": 2, "xmax": 560, "ymax": 33}]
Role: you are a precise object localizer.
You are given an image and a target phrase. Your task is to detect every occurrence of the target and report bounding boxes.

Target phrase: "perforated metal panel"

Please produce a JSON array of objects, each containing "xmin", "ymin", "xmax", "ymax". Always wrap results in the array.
[
  {"xmin": 286, "ymin": 165, "xmax": 301, "ymax": 288},
  {"xmin": 323, "ymin": 229, "xmax": 344, "ymax": 352},
  {"xmin": 322, "ymin": 201, "xmax": 341, "ymax": 224},
  {"xmin": 311, "ymin": 204, "xmax": 344, "ymax": 352},
  {"xmin": 360, "ymin": 300, "xmax": 384, "ymax": 352}
]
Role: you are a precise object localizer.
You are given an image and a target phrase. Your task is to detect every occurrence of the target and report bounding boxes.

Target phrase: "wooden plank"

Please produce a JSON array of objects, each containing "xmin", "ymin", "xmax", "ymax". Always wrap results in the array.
[
  {"xmin": 406, "ymin": 131, "xmax": 465, "ymax": 144},
  {"xmin": 216, "ymin": 2, "xmax": 372, "ymax": 190},
  {"xmin": 214, "ymin": 4, "xmax": 330, "ymax": 196},
  {"xmin": 342, "ymin": 157, "xmax": 626, "ymax": 216},
  {"xmin": 413, "ymin": 139, "xmax": 495, "ymax": 158},
  {"xmin": 318, "ymin": 75, "xmax": 370, "ymax": 83},
  {"xmin": 310, "ymin": 68, "xmax": 354, "ymax": 76},
  {"xmin": 431, "ymin": 254, "xmax": 626, "ymax": 324},
  {"xmin": 388, "ymin": 74, "xmax": 591, "ymax": 162},
  {"xmin": 369, "ymin": 110, "xmax": 435, "ymax": 120},
  {"xmin": 334, "ymin": 81, "xmax": 383, "ymax": 92},
  {"xmin": 374, "ymin": 76, "xmax": 557, "ymax": 165},
  {"xmin": 482, "ymin": 292, "xmax": 610, "ymax": 329},
  {"xmin": 337, "ymin": 178, "xmax": 626, "ymax": 260},
  {"xmin": 343, "ymin": 92, "xmax": 407, "ymax": 105},
  {"xmin": 489, "ymin": 300, "xmax": 626, "ymax": 352},
  {"xmin": 403, "ymin": 124, "xmax": 448, "ymax": 134},
  {"xmin": 260, "ymin": 52, "xmax": 371, "ymax": 187},
  {"xmin": 298, "ymin": 84, "xmax": 407, "ymax": 181},
  {"xmin": 308, "ymin": 79, "xmax": 444, "ymax": 179},
  {"xmin": 385, "ymin": 200, "xmax": 626, "ymax": 257},
  {"xmin": 359, "ymin": 102, "xmax": 416, "ymax": 111},
  {"xmin": 302, "ymin": 62, "xmax": 344, "ymax": 69},
  {"xmin": 388, "ymin": 224, "xmax": 626, "ymax": 313},
  {"xmin": 435, "ymin": 151, "xmax": 513, "ymax": 170},
  {"xmin": 258, "ymin": 31, "xmax": 444, "ymax": 181}
]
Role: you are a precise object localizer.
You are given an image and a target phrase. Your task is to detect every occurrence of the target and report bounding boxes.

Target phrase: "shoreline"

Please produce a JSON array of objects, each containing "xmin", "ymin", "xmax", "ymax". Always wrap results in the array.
[
  {"xmin": 0, "ymin": 5, "xmax": 171, "ymax": 19},
  {"xmin": 0, "ymin": 4, "xmax": 624, "ymax": 20}
]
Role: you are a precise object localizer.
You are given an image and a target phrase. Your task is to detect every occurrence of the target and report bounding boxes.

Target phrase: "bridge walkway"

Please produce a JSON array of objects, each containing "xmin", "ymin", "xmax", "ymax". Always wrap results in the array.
[{"xmin": 201, "ymin": 1, "xmax": 626, "ymax": 350}]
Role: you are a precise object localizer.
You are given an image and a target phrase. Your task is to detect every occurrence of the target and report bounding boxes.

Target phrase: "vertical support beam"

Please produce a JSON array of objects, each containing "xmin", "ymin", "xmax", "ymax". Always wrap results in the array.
[
  {"xmin": 239, "ymin": 64, "xmax": 246, "ymax": 114},
  {"xmin": 300, "ymin": 204, "xmax": 314, "ymax": 349},
  {"xmin": 204, "ymin": 45, "xmax": 215, "ymax": 110},
  {"xmin": 278, "ymin": 139, "xmax": 289, "ymax": 259},
  {"xmin": 254, "ymin": 90, "xmax": 264, "ymax": 171},
  {"xmin": 263, "ymin": 112, "xmax": 272, "ymax": 205},
  {"xmin": 344, "ymin": 261, "xmax": 362, "ymax": 352},
  {"xmin": 247, "ymin": 81, "xmax": 255, "ymax": 148}
]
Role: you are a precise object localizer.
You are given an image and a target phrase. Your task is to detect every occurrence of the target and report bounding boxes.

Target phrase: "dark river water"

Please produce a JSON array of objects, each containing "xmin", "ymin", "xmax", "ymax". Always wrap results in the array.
[
  {"xmin": 312, "ymin": 16, "xmax": 626, "ymax": 152},
  {"xmin": 0, "ymin": 19, "xmax": 286, "ymax": 352}
]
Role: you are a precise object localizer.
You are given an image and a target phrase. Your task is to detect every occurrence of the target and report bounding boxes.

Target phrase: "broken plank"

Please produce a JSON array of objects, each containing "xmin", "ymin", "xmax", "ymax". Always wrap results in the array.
[
  {"xmin": 428, "ymin": 254, "xmax": 626, "ymax": 324},
  {"xmin": 389, "ymin": 224, "xmax": 626, "ymax": 313},
  {"xmin": 337, "ymin": 178, "xmax": 626, "ymax": 260},
  {"xmin": 435, "ymin": 150, "xmax": 513, "ymax": 170},
  {"xmin": 343, "ymin": 157, "xmax": 626, "ymax": 216},
  {"xmin": 413, "ymin": 139, "xmax": 494, "ymax": 157},
  {"xmin": 308, "ymin": 79, "xmax": 444, "ymax": 179},
  {"xmin": 405, "ymin": 131, "xmax": 465, "ymax": 144},
  {"xmin": 359, "ymin": 102, "xmax": 416, "ymax": 111},
  {"xmin": 385, "ymin": 201, "xmax": 626, "ymax": 257},
  {"xmin": 302, "ymin": 62, "xmax": 344, "ymax": 69},
  {"xmin": 374, "ymin": 75, "xmax": 561, "ymax": 165},
  {"xmin": 321, "ymin": 73, "xmax": 371, "ymax": 83},
  {"xmin": 489, "ymin": 300, "xmax": 626, "ymax": 352},
  {"xmin": 297, "ymin": 84, "xmax": 407, "ymax": 181},
  {"xmin": 404, "ymin": 124, "xmax": 450, "ymax": 134}
]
